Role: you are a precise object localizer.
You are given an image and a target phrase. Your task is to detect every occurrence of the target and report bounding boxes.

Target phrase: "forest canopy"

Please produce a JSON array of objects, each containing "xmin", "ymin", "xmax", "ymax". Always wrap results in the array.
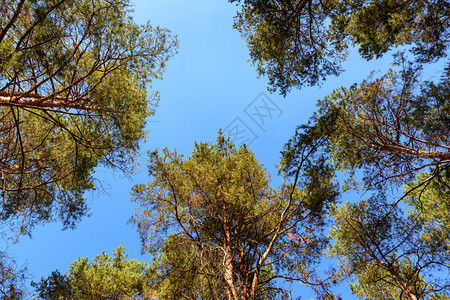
[
  {"xmin": 231, "ymin": 0, "xmax": 449, "ymax": 298},
  {"xmin": 0, "ymin": 0, "xmax": 448, "ymax": 299},
  {"xmin": 0, "ymin": 0, "xmax": 177, "ymax": 236},
  {"xmin": 231, "ymin": 0, "xmax": 449, "ymax": 95},
  {"xmin": 0, "ymin": 0, "xmax": 177, "ymax": 297},
  {"xmin": 130, "ymin": 135, "xmax": 339, "ymax": 299}
]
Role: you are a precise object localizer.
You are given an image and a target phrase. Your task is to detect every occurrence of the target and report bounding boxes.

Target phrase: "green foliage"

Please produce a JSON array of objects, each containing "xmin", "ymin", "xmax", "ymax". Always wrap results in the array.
[
  {"xmin": 274, "ymin": 13, "xmax": 450, "ymax": 292},
  {"xmin": 131, "ymin": 135, "xmax": 339, "ymax": 299},
  {"xmin": 335, "ymin": 0, "xmax": 449, "ymax": 61},
  {"xmin": 232, "ymin": 0, "xmax": 345, "ymax": 95},
  {"xmin": 404, "ymin": 169, "xmax": 450, "ymax": 252},
  {"xmin": 281, "ymin": 62, "xmax": 450, "ymax": 298},
  {"xmin": 230, "ymin": 0, "xmax": 449, "ymax": 94},
  {"xmin": 152, "ymin": 233, "xmax": 227, "ymax": 299},
  {"xmin": 0, "ymin": 251, "xmax": 27, "ymax": 299},
  {"xmin": 328, "ymin": 187, "xmax": 449, "ymax": 299},
  {"xmin": 31, "ymin": 270, "xmax": 72, "ymax": 300},
  {"xmin": 32, "ymin": 246, "xmax": 155, "ymax": 299},
  {"xmin": 0, "ymin": 0, "xmax": 178, "ymax": 236},
  {"xmin": 283, "ymin": 62, "xmax": 449, "ymax": 195}
]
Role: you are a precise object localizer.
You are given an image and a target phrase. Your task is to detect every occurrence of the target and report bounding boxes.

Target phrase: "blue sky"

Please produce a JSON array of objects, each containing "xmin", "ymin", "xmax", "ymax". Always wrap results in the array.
[{"xmin": 8, "ymin": 1, "xmax": 405, "ymax": 298}]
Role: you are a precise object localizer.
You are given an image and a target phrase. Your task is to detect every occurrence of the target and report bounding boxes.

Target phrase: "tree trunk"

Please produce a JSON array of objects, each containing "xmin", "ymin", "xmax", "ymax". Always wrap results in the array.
[
  {"xmin": 0, "ymin": 92, "xmax": 94, "ymax": 110},
  {"xmin": 223, "ymin": 216, "xmax": 238, "ymax": 300}
]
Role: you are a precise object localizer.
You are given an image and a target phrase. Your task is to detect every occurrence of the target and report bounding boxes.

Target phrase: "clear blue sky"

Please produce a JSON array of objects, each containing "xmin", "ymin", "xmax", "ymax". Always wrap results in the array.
[{"xmin": 9, "ymin": 1, "xmax": 401, "ymax": 298}]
